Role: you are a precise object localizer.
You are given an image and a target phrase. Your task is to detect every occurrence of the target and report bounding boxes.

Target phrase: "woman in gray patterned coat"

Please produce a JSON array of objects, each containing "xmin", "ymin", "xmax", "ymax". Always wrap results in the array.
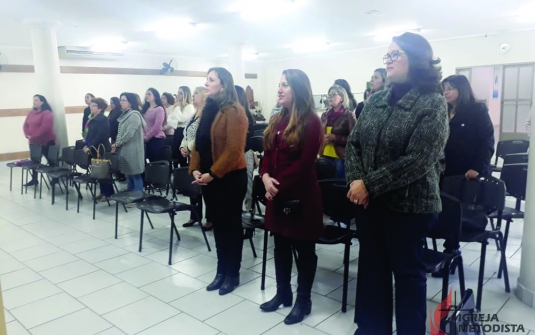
[
  {"xmin": 346, "ymin": 32, "xmax": 449, "ymax": 335},
  {"xmin": 112, "ymin": 92, "xmax": 146, "ymax": 192}
]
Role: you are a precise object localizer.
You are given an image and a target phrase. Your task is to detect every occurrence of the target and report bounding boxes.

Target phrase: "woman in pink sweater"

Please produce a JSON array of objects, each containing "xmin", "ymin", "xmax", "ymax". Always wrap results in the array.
[
  {"xmin": 141, "ymin": 88, "xmax": 166, "ymax": 162},
  {"xmin": 22, "ymin": 94, "xmax": 57, "ymax": 186}
]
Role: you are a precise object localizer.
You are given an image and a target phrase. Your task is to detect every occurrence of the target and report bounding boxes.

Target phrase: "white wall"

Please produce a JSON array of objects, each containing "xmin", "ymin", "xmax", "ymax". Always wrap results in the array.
[
  {"xmin": 0, "ymin": 46, "xmax": 265, "ymax": 155},
  {"xmin": 469, "ymin": 66, "xmax": 503, "ymax": 141},
  {"xmin": 262, "ymin": 30, "xmax": 535, "ymax": 112}
]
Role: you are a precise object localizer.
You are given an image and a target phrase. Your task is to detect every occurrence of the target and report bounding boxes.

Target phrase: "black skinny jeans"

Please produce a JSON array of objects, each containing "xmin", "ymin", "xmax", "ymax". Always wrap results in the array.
[
  {"xmin": 202, "ymin": 169, "xmax": 247, "ymax": 277},
  {"xmin": 354, "ymin": 205, "xmax": 434, "ymax": 335}
]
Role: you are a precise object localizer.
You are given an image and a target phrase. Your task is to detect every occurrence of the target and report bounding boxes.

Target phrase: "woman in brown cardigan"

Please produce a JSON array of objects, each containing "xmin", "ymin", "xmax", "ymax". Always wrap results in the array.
[{"xmin": 190, "ymin": 67, "xmax": 248, "ymax": 296}]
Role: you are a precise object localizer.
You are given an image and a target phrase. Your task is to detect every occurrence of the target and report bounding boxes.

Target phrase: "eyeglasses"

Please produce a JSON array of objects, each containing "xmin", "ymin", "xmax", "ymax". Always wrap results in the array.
[
  {"xmin": 383, "ymin": 50, "xmax": 405, "ymax": 64},
  {"xmin": 328, "ymin": 93, "xmax": 340, "ymax": 98}
]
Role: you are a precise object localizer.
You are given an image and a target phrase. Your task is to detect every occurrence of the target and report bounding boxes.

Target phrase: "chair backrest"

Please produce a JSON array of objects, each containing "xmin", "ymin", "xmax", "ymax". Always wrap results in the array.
[
  {"xmin": 429, "ymin": 192, "xmax": 463, "ymax": 239},
  {"xmin": 145, "ymin": 160, "xmax": 171, "ymax": 186},
  {"xmin": 74, "ymin": 149, "xmax": 91, "ymax": 171},
  {"xmin": 74, "ymin": 139, "xmax": 85, "ymax": 150},
  {"xmin": 315, "ymin": 157, "xmax": 336, "ymax": 181},
  {"xmin": 158, "ymin": 146, "xmax": 172, "ymax": 163},
  {"xmin": 496, "ymin": 140, "xmax": 530, "ymax": 160},
  {"xmin": 501, "ymin": 163, "xmax": 528, "ymax": 200},
  {"xmin": 61, "ymin": 146, "xmax": 76, "ymax": 167},
  {"xmin": 318, "ymin": 178, "xmax": 355, "ymax": 223},
  {"xmin": 104, "ymin": 152, "xmax": 120, "ymax": 174},
  {"xmin": 29, "ymin": 144, "xmax": 42, "ymax": 163},
  {"xmin": 503, "ymin": 153, "xmax": 528, "ymax": 165},
  {"xmin": 442, "ymin": 175, "xmax": 506, "ymax": 214},
  {"xmin": 172, "ymin": 167, "xmax": 201, "ymax": 198},
  {"xmin": 252, "ymin": 123, "xmax": 268, "ymax": 135},
  {"xmin": 46, "ymin": 145, "xmax": 60, "ymax": 166},
  {"xmin": 250, "ymin": 136, "xmax": 264, "ymax": 153}
]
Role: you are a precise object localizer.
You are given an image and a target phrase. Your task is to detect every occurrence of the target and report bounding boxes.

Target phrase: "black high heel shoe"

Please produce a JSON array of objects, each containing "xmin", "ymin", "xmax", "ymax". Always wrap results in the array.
[
  {"xmin": 284, "ymin": 297, "xmax": 311, "ymax": 325},
  {"xmin": 260, "ymin": 288, "xmax": 293, "ymax": 312}
]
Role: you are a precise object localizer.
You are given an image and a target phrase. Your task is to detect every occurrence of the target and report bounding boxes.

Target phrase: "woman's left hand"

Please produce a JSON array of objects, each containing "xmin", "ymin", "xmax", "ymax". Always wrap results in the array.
[
  {"xmin": 324, "ymin": 134, "xmax": 335, "ymax": 143},
  {"xmin": 347, "ymin": 180, "xmax": 369, "ymax": 206},
  {"xmin": 465, "ymin": 169, "xmax": 479, "ymax": 179},
  {"xmin": 83, "ymin": 146, "xmax": 90, "ymax": 154}
]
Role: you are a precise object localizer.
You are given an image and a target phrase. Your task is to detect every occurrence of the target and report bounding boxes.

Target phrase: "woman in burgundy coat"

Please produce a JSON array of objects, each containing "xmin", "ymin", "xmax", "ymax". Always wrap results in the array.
[{"xmin": 259, "ymin": 69, "xmax": 324, "ymax": 325}]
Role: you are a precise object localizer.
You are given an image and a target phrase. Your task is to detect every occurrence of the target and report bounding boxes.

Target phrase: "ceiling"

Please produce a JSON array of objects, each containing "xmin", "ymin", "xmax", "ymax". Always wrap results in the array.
[{"xmin": 1, "ymin": 0, "xmax": 535, "ymax": 61}]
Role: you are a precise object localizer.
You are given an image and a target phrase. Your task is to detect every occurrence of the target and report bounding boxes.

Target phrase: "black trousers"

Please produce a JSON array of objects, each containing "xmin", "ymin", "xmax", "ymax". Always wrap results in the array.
[
  {"xmin": 273, "ymin": 233, "xmax": 317, "ymax": 299},
  {"xmin": 173, "ymin": 127, "xmax": 188, "ymax": 168},
  {"xmin": 202, "ymin": 169, "xmax": 247, "ymax": 277},
  {"xmin": 354, "ymin": 206, "xmax": 434, "ymax": 335},
  {"xmin": 145, "ymin": 137, "xmax": 165, "ymax": 162},
  {"xmin": 190, "ymin": 192, "xmax": 212, "ymax": 222},
  {"xmin": 30, "ymin": 141, "xmax": 55, "ymax": 182}
]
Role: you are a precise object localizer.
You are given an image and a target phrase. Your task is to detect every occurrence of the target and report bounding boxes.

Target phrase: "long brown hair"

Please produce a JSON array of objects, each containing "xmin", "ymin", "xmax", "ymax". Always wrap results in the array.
[
  {"xmin": 207, "ymin": 67, "xmax": 238, "ymax": 108},
  {"xmin": 264, "ymin": 69, "xmax": 316, "ymax": 150}
]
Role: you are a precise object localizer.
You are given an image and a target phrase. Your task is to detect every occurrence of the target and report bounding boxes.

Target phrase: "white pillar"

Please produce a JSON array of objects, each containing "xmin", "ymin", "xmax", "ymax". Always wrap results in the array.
[
  {"xmin": 516, "ymin": 83, "xmax": 535, "ymax": 308},
  {"xmin": 24, "ymin": 19, "xmax": 68, "ymax": 149},
  {"xmin": 227, "ymin": 43, "xmax": 245, "ymax": 87}
]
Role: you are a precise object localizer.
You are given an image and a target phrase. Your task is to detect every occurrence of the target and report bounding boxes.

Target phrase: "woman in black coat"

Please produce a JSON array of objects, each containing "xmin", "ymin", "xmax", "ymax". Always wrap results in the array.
[
  {"xmin": 82, "ymin": 97, "xmax": 114, "ymax": 201},
  {"xmin": 442, "ymin": 75, "xmax": 495, "ymax": 178}
]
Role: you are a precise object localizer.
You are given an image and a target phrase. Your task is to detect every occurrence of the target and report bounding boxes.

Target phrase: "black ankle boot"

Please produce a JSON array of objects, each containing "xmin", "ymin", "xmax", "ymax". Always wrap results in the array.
[
  {"xmin": 219, "ymin": 276, "xmax": 239, "ymax": 295},
  {"xmin": 284, "ymin": 296, "xmax": 311, "ymax": 325},
  {"xmin": 260, "ymin": 287, "xmax": 293, "ymax": 312},
  {"xmin": 206, "ymin": 274, "xmax": 225, "ymax": 291},
  {"xmin": 24, "ymin": 179, "xmax": 38, "ymax": 187}
]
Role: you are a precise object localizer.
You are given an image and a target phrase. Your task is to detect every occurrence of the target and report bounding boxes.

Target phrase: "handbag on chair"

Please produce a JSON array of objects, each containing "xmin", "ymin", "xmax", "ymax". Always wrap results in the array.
[{"xmin": 89, "ymin": 144, "xmax": 111, "ymax": 179}]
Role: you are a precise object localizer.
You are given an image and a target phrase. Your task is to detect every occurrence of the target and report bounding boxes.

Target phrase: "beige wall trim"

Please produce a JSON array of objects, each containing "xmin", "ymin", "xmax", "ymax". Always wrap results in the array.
[
  {"xmin": 0, "ymin": 106, "xmax": 86, "ymax": 118},
  {"xmin": 0, "ymin": 64, "xmax": 258, "ymax": 79},
  {"xmin": 0, "ymin": 151, "xmax": 29, "ymax": 162}
]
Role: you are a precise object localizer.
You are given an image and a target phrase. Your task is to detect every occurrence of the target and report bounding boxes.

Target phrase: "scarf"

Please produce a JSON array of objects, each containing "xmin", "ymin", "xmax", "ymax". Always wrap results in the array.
[
  {"xmin": 325, "ymin": 107, "xmax": 346, "ymax": 127},
  {"xmin": 83, "ymin": 113, "xmax": 94, "ymax": 139}
]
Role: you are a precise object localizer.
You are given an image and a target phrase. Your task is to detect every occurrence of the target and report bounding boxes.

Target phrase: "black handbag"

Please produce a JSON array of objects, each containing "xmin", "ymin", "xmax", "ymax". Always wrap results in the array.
[{"xmin": 275, "ymin": 199, "xmax": 301, "ymax": 217}]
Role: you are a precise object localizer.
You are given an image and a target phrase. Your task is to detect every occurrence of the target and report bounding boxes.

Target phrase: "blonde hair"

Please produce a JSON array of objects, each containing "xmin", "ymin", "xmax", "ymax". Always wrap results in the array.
[
  {"xmin": 328, "ymin": 85, "xmax": 349, "ymax": 109},
  {"xmin": 193, "ymin": 86, "xmax": 206, "ymax": 111}
]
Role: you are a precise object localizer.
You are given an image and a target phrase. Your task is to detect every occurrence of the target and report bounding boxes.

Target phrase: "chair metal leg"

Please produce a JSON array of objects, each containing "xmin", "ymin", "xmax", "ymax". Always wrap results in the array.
[
  {"xmin": 146, "ymin": 212, "xmax": 154, "ymax": 229},
  {"xmin": 25, "ymin": 170, "xmax": 29, "ymax": 194},
  {"xmin": 63, "ymin": 178, "xmax": 69, "ymax": 211},
  {"xmin": 115, "ymin": 202, "xmax": 119, "ymax": 239},
  {"xmin": 261, "ymin": 229, "xmax": 268, "ymax": 290},
  {"xmin": 139, "ymin": 210, "xmax": 144, "ymax": 252},
  {"xmin": 91, "ymin": 184, "xmax": 97, "ymax": 220},
  {"xmin": 442, "ymin": 260, "xmax": 452, "ymax": 302},
  {"xmin": 497, "ymin": 233, "xmax": 510, "ymax": 292},
  {"xmin": 194, "ymin": 208, "xmax": 210, "ymax": 251},
  {"xmin": 292, "ymin": 247, "xmax": 299, "ymax": 267},
  {"xmin": 456, "ymin": 257, "xmax": 466, "ymax": 298},
  {"xmin": 432, "ymin": 238, "xmax": 438, "ymax": 251},
  {"xmin": 51, "ymin": 181, "xmax": 55, "ymax": 205},
  {"xmin": 168, "ymin": 212, "xmax": 180, "ymax": 265},
  {"xmin": 476, "ymin": 239, "xmax": 488, "ymax": 311},
  {"xmin": 76, "ymin": 183, "xmax": 81, "ymax": 213},
  {"xmin": 493, "ymin": 218, "xmax": 501, "ymax": 250},
  {"xmin": 249, "ymin": 236, "xmax": 257, "ymax": 258},
  {"xmin": 9, "ymin": 167, "xmax": 12, "ymax": 191},
  {"xmin": 44, "ymin": 177, "xmax": 51, "ymax": 191},
  {"xmin": 342, "ymin": 242, "xmax": 350, "ymax": 313},
  {"xmin": 39, "ymin": 174, "xmax": 43, "ymax": 199},
  {"xmin": 20, "ymin": 168, "xmax": 24, "ymax": 195}
]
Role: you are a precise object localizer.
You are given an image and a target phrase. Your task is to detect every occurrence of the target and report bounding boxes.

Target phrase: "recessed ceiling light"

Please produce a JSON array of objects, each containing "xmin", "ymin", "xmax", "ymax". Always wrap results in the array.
[
  {"xmin": 292, "ymin": 38, "xmax": 329, "ymax": 54},
  {"xmin": 365, "ymin": 9, "xmax": 381, "ymax": 15},
  {"xmin": 236, "ymin": 0, "xmax": 302, "ymax": 21}
]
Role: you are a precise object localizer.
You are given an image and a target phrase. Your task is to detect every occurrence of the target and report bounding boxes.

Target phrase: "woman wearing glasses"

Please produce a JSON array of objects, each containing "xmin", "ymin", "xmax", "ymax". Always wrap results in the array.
[
  {"xmin": 346, "ymin": 33, "xmax": 448, "ymax": 335},
  {"xmin": 321, "ymin": 84, "xmax": 355, "ymax": 178}
]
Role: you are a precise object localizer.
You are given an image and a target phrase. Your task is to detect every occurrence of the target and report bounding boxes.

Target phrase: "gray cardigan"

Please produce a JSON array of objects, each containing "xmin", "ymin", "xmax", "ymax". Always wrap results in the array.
[
  {"xmin": 345, "ymin": 87, "xmax": 449, "ymax": 214},
  {"xmin": 115, "ymin": 109, "xmax": 146, "ymax": 175}
]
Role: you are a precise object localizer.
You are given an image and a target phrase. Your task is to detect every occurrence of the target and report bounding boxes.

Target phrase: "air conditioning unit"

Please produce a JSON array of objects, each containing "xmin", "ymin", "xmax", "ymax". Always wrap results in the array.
[{"xmin": 57, "ymin": 46, "xmax": 124, "ymax": 59}]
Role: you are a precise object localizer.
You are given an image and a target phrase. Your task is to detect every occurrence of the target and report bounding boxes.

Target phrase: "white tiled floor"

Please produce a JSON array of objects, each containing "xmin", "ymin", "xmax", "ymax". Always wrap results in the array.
[{"xmin": 0, "ymin": 162, "xmax": 534, "ymax": 335}]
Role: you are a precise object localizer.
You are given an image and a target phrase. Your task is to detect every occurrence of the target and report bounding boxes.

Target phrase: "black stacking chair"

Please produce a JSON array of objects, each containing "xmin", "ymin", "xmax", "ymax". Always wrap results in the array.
[
  {"xmin": 48, "ymin": 146, "xmax": 81, "ymax": 209},
  {"xmin": 109, "ymin": 160, "xmax": 170, "ymax": 238},
  {"xmin": 441, "ymin": 175, "xmax": 510, "ymax": 311},
  {"xmin": 491, "ymin": 140, "xmax": 529, "ymax": 172},
  {"xmin": 423, "ymin": 192, "xmax": 466, "ymax": 303},
  {"xmin": 242, "ymin": 175, "xmax": 268, "ymax": 259},
  {"xmin": 250, "ymin": 136, "xmax": 264, "ymax": 153},
  {"xmin": 145, "ymin": 146, "xmax": 172, "ymax": 196},
  {"xmin": 315, "ymin": 157, "xmax": 336, "ymax": 181},
  {"xmin": 503, "ymin": 153, "xmax": 528, "ymax": 165},
  {"xmin": 136, "ymin": 167, "xmax": 211, "ymax": 265},
  {"xmin": 72, "ymin": 150, "xmax": 104, "ymax": 219},
  {"xmin": 33, "ymin": 144, "xmax": 61, "ymax": 198},
  {"xmin": 490, "ymin": 163, "xmax": 527, "ymax": 271},
  {"xmin": 252, "ymin": 123, "xmax": 268, "ymax": 137},
  {"xmin": 20, "ymin": 144, "xmax": 44, "ymax": 194},
  {"xmin": 317, "ymin": 179, "xmax": 356, "ymax": 313}
]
